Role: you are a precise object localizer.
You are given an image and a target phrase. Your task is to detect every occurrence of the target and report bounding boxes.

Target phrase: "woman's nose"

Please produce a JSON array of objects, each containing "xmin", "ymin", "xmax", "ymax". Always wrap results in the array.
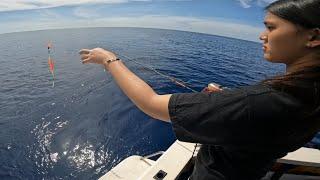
[{"xmin": 259, "ymin": 32, "xmax": 267, "ymax": 41}]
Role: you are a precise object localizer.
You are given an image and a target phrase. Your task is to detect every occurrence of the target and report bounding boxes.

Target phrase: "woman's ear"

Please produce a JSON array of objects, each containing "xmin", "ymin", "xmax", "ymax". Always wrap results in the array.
[{"xmin": 307, "ymin": 28, "xmax": 320, "ymax": 48}]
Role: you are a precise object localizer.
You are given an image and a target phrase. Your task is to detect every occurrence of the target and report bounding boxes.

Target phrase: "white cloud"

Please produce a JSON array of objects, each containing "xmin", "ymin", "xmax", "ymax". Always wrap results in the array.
[
  {"xmin": 238, "ymin": 0, "xmax": 252, "ymax": 8},
  {"xmin": 260, "ymin": 0, "xmax": 277, "ymax": 2},
  {"xmin": 0, "ymin": 0, "xmax": 140, "ymax": 12},
  {"xmin": 0, "ymin": 0, "xmax": 193, "ymax": 12},
  {"xmin": 0, "ymin": 0, "xmax": 278, "ymax": 12},
  {"xmin": 73, "ymin": 6, "xmax": 101, "ymax": 18},
  {"xmin": 0, "ymin": 15, "xmax": 264, "ymax": 42},
  {"xmin": 237, "ymin": 0, "xmax": 276, "ymax": 8}
]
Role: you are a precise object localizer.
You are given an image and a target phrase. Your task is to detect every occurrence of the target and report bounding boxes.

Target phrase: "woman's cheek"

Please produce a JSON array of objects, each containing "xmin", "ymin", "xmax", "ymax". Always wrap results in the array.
[
  {"xmin": 266, "ymin": 40, "xmax": 282, "ymax": 62},
  {"xmin": 268, "ymin": 33, "xmax": 293, "ymax": 61}
]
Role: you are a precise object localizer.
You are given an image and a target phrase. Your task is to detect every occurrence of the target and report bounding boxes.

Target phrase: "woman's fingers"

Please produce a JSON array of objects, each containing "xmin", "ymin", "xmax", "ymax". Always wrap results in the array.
[
  {"xmin": 208, "ymin": 83, "xmax": 222, "ymax": 92},
  {"xmin": 79, "ymin": 47, "xmax": 112, "ymax": 65},
  {"xmin": 79, "ymin": 49, "xmax": 91, "ymax": 55},
  {"xmin": 208, "ymin": 86, "xmax": 222, "ymax": 91},
  {"xmin": 79, "ymin": 49, "xmax": 92, "ymax": 64},
  {"xmin": 80, "ymin": 54, "xmax": 90, "ymax": 60},
  {"xmin": 82, "ymin": 57, "xmax": 91, "ymax": 64}
]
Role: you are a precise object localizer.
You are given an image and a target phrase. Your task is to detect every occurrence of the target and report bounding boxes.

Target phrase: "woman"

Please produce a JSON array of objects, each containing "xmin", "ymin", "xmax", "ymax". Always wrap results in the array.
[{"xmin": 79, "ymin": 0, "xmax": 320, "ymax": 179}]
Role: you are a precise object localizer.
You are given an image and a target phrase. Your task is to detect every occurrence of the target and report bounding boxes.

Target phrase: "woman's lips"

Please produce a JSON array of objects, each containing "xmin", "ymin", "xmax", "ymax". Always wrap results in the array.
[{"xmin": 262, "ymin": 46, "xmax": 267, "ymax": 51}]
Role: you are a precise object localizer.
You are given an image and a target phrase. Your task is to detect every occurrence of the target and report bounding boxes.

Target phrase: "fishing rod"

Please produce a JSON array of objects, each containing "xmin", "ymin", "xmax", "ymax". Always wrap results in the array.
[{"xmin": 118, "ymin": 54, "xmax": 199, "ymax": 93}]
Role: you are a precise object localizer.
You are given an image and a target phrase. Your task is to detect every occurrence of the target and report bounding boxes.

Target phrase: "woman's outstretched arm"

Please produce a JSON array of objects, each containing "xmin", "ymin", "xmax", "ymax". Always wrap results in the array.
[{"xmin": 79, "ymin": 48, "xmax": 172, "ymax": 122}]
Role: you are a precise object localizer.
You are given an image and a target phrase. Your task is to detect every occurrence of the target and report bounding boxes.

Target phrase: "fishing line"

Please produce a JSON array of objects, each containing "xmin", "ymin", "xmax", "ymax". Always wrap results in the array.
[
  {"xmin": 118, "ymin": 54, "xmax": 198, "ymax": 93},
  {"xmin": 115, "ymin": 53, "xmax": 201, "ymax": 158}
]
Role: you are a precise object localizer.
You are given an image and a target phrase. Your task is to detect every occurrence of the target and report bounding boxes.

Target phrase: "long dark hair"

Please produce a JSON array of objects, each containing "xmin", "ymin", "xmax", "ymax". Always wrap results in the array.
[{"xmin": 260, "ymin": 0, "xmax": 320, "ymax": 109}]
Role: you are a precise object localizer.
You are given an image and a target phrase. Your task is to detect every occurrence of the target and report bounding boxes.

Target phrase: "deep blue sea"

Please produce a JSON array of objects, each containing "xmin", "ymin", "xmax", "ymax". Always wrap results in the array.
[{"xmin": 0, "ymin": 27, "xmax": 317, "ymax": 179}]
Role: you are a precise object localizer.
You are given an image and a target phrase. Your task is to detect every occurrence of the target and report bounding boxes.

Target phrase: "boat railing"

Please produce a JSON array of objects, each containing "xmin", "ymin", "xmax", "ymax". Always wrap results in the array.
[{"xmin": 141, "ymin": 151, "xmax": 165, "ymax": 159}]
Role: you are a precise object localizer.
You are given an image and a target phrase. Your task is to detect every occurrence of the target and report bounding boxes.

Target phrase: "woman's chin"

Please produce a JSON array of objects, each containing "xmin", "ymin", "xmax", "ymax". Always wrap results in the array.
[
  {"xmin": 264, "ymin": 54, "xmax": 281, "ymax": 63},
  {"xmin": 263, "ymin": 54, "xmax": 276, "ymax": 63},
  {"xmin": 263, "ymin": 53, "xmax": 271, "ymax": 60}
]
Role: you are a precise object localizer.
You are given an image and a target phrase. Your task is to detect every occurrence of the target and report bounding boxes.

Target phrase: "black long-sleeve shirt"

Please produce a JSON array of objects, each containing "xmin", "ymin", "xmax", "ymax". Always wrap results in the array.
[{"xmin": 168, "ymin": 84, "xmax": 319, "ymax": 180}]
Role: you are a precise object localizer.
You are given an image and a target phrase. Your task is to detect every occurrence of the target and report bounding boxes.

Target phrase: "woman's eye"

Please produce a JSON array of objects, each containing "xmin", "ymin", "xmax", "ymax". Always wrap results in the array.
[{"xmin": 266, "ymin": 26, "xmax": 275, "ymax": 30}]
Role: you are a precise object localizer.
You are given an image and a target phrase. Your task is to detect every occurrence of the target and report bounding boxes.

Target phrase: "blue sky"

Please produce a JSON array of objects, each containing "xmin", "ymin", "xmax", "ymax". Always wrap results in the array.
[{"xmin": 0, "ymin": 0, "xmax": 276, "ymax": 42}]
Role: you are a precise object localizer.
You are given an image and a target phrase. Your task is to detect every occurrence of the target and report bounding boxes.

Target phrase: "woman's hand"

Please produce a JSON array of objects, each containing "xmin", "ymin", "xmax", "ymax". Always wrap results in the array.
[
  {"xmin": 79, "ymin": 48, "xmax": 118, "ymax": 66},
  {"xmin": 202, "ymin": 83, "xmax": 223, "ymax": 93}
]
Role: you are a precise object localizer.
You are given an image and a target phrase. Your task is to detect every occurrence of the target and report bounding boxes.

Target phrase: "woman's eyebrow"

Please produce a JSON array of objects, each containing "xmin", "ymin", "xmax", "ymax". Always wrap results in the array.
[{"xmin": 263, "ymin": 21, "xmax": 275, "ymax": 25}]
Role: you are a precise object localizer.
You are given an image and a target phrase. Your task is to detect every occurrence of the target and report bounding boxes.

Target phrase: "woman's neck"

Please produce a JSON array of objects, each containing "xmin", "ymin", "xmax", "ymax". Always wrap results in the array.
[{"xmin": 286, "ymin": 53, "xmax": 320, "ymax": 74}]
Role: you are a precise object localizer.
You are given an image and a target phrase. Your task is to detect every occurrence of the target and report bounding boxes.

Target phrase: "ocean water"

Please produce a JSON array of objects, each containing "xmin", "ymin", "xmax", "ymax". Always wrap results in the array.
[{"xmin": 0, "ymin": 27, "xmax": 307, "ymax": 179}]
